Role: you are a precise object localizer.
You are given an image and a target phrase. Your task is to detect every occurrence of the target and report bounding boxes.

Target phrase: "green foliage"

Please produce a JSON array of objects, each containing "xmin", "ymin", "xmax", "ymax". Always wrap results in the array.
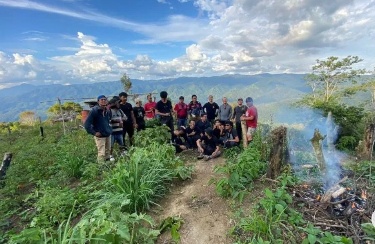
[
  {"xmin": 120, "ymin": 73, "xmax": 132, "ymax": 93},
  {"xmin": 159, "ymin": 216, "xmax": 184, "ymax": 243},
  {"xmin": 145, "ymin": 118, "xmax": 161, "ymax": 128},
  {"xmin": 134, "ymin": 125, "xmax": 170, "ymax": 147},
  {"xmin": 361, "ymin": 223, "xmax": 375, "ymax": 241},
  {"xmin": 213, "ymin": 146, "xmax": 266, "ymax": 201},
  {"xmin": 300, "ymin": 224, "xmax": 353, "ymax": 244},
  {"xmin": 348, "ymin": 160, "xmax": 375, "ymax": 184},
  {"xmin": 48, "ymin": 102, "xmax": 83, "ymax": 115}
]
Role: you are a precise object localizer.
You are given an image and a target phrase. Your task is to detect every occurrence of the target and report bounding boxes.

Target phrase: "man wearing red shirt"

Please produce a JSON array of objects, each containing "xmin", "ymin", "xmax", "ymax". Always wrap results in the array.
[
  {"xmin": 241, "ymin": 97, "xmax": 258, "ymax": 142},
  {"xmin": 144, "ymin": 94, "xmax": 156, "ymax": 120},
  {"xmin": 174, "ymin": 96, "xmax": 188, "ymax": 127}
]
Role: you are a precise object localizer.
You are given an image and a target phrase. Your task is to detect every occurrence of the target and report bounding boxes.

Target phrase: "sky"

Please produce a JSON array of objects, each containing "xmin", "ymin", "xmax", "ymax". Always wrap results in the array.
[{"xmin": 0, "ymin": 0, "xmax": 374, "ymax": 89}]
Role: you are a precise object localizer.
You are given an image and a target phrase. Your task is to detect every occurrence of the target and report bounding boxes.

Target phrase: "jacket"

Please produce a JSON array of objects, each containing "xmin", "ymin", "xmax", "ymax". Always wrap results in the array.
[{"xmin": 84, "ymin": 105, "xmax": 112, "ymax": 137}]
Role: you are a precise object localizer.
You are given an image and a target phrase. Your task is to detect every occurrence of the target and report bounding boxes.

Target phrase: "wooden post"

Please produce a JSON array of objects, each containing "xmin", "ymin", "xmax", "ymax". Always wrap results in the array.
[
  {"xmin": 310, "ymin": 129, "xmax": 326, "ymax": 171},
  {"xmin": 0, "ymin": 152, "xmax": 12, "ymax": 180},
  {"xmin": 266, "ymin": 126, "xmax": 288, "ymax": 179},
  {"xmin": 241, "ymin": 120, "xmax": 248, "ymax": 148},
  {"xmin": 357, "ymin": 123, "xmax": 375, "ymax": 160}
]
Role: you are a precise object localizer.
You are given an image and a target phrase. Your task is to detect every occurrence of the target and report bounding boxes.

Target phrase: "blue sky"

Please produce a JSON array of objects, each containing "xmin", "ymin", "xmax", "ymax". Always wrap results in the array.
[{"xmin": 0, "ymin": 0, "xmax": 374, "ymax": 88}]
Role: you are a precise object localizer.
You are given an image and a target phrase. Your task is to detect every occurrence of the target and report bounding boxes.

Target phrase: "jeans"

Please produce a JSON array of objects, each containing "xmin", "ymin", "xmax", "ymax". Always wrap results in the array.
[
  {"xmin": 111, "ymin": 133, "xmax": 124, "ymax": 147},
  {"xmin": 177, "ymin": 118, "xmax": 187, "ymax": 128}
]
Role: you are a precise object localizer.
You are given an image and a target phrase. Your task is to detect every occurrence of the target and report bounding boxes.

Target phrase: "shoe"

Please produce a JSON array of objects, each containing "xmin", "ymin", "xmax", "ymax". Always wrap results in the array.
[
  {"xmin": 120, "ymin": 150, "xmax": 128, "ymax": 156},
  {"xmin": 204, "ymin": 155, "xmax": 211, "ymax": 161},
  {"xmin": 197, "ymin": 154, "xmax": 204, "ymax": 160},
  {"xmin": 109, "ymin": 155, "xmax": 115, "ymax": 162}
]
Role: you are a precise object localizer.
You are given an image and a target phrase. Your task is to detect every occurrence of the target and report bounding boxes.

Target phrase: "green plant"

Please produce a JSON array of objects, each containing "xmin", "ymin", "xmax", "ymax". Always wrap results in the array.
[
  {"xmin": 134, "ymin": 126, "xmax": 170, "ymax": 147},
  {"xmin": 159, "ymin": 216, "xmax": 184, "ymax": 243},
  {"xmin": 300, "ymin": 224, "xmax": 353, "ymax": 244}
]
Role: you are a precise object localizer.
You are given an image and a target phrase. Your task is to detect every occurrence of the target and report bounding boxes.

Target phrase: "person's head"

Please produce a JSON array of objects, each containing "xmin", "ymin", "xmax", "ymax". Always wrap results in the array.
[
  {"xmin": 214, "ymin": 119, "xmax": 222, "ymax": 128},
  {"xmin": 245, "ymin": 97, "xmax": 253, "ymax": 106},
  {"xmin": 192, "ymin": 95, "xmax": 197, "ymax": 103},
  {"xmin": 179, "ymin": 96, "xmax": 184, "ymax": 103},
  {"xmin": 135, "ymin": 98, "xmax": 142, "ymax": 107},
  {"xmin": 160, "ymin": 91, "xmax": 168, "ymax": 99},
  {"xmin": 201, "ymin": 113, "xmax": 207, "ymax": 121},
  {"xmin": 238, "ymin": 98, "xmax": 243, "ymax": 106},
  {"xmin": 109, "ymin": 98, "xmax": 120, "ymax": 108},
  {"xmin": 205, "ymin": 128, "xmax": 213, "ymax": 138},
  {"xmin": 225, "ymin": 121, "xmax": 233, "ymax": 130},
  {"xmin": 222, "ymin": 97, "xmax": 228, "ymax": 104},
  {"xmin": 119, "ymin": 92, "xmax": 128, "ymax": 103},
  {"xmin": 208, "ymin": 95, "xmax": 213, "ymax": 102},
  {"xmin": 174, "ymin": 127, "xmax": 185, "ymax": 136},
  {"xmin": 97, "ymin": 95, "xmax": 107, "ymax": 107},
  {"xmin": 189, "ymin": 120, "xmax": 195, "ymax": 127},
  {"xmin": 219, "ymin": 120, "xmax": 225, "ymax": 129},
  {"xmin": 147, "ymin": 93, "xmax": 153, "ymax": 102}
]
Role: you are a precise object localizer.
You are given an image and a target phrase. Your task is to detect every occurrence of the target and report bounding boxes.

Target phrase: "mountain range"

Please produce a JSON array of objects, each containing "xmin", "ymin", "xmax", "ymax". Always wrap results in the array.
[{"xmin": 0, "ymin": 74, "xmax": 311, "ymax": 122}]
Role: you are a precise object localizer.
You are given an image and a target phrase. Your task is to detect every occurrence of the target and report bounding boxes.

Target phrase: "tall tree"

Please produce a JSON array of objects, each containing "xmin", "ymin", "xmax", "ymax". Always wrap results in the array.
[
  {"xmin": 304, "ymin": 56, "xmax": 366, "ymax": 104},
  {"xmin": 120, "ymin": 73, "xmax": 132, "ymax": 93}
]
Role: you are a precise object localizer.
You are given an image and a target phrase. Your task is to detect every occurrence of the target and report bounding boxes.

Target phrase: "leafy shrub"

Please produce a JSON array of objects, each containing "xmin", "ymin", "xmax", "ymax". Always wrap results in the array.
[
  {"xmin": 134, "ymin": 126, "xmax": 170, "ymax": 147},
  {"xmin": 213, "ymin": 146, "xmax": 266, "ymax": 201},
  {"xmin": 145, "ymin": 118, "xmax": 161, "ymax": 128}
]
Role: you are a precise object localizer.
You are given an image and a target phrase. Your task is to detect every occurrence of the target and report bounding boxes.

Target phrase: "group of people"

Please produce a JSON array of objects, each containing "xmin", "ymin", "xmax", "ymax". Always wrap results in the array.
[{"xmin": 84, "ymin": 91, "xmax": 258, "ymax": 162}]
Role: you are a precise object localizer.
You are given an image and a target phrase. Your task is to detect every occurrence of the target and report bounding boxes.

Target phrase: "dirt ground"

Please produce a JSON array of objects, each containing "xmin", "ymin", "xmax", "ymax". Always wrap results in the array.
[{"xmin": 150, "ymin": 153, "xmax": 234, "ymax": 244}]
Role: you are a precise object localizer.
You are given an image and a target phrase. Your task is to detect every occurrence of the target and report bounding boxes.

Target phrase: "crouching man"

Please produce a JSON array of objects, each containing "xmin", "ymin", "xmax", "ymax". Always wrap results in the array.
[
  {"xmin": 84, "ymin": 95, "xmax": 112, "ymax": 163},
  {"xmin": 196, "ymin": 128, "xmax": 221, "ymax": 161}
]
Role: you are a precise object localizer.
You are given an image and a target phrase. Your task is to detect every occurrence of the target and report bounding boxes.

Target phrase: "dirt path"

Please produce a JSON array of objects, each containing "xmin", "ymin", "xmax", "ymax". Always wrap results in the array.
[{"xmin": 151, "ymin": 156, "xmax": 233, "ymax": 244}]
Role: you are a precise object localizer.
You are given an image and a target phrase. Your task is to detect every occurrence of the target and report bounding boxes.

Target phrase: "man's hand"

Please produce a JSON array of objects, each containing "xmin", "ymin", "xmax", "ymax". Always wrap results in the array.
[
  {"xmin": 95, "ymin": 132, "xmax": 102, "ymax": 137},
  {"xmin": 134, "ymin": 123, "xmax": 138, "ymax": 128},
  {"xmin": 198, "ymin": 147, "xmax": 204, "ymax": 153}
]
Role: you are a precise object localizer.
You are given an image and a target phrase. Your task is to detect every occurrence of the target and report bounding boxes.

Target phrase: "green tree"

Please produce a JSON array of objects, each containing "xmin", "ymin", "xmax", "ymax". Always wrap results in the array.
[
  {"xmin": 120, "ymin": 73, "xmax": 132, "ymax": 93},
  {"xmin": 48, "ymin": 102, "xmax": 82, "ymax": 116},
  {"xmin": 304, "ymin": 56, "xmax": 366, "ymax": 104}
]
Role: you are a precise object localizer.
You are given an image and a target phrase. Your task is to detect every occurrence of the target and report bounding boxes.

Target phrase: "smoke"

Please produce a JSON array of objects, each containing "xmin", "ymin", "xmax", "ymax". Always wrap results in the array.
[{"xmin": 274, "ymin": 106, "xmax": 346, "ymax": 189}]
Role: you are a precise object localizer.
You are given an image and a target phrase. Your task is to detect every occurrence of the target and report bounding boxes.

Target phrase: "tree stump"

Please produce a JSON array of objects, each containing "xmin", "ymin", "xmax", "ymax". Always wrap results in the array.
[
  {"xmin": 241, "ymin": 121, "xmax": 248, "ymax": 148},
  {"xmin": 357, "ymin": 123, "xmax": 375, "ymax": 160},
  {"xmin": 267, "ymin": 126, "xmax": 288, "ymax": 179},
  {"xmin": 0, "ymin": 152, "xmax": 12, "ymax": 181},
  {"xmin": 310, "ymin": 129, "xmax": 326, "ymax": 171}
]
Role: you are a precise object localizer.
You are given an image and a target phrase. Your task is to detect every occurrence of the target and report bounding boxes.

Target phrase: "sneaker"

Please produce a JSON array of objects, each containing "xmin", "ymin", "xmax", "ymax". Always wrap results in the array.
[
  {"xmin": 197, "ymin": 154, "xmax": 204, "ymax": 160},
  {"xmin": 204, "ymin": 155, "xmax": 211, "ymax": 161},
  {"xmin": 109, "ymin": 155, "xmax": 115, "ymax": 162}
]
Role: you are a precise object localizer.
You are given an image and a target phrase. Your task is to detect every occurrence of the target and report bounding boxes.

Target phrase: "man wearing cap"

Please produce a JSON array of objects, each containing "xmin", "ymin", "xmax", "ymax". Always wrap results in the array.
[
  {"xmin": 196, "ymin": 128, "xmax": 221, "ymax": 161},
  {"xmin": 119, "ymin": 92, "xmax": 137, "ymax": 148},
  {"xmin": 241, "ymin": 97, "xmax": 258, "ymax": 142},
  {"xmin": 203, "ymin": 95, "xmax": 219, "ymax": 125},
  {"xmin": 84, "ymin": 95, "xmax": 112, "ymax": 163},
  {"xmin": 231, "ymin": 98, "xmax": 247, "ymax": 141},
  {"xmin": 155, "ymin": 91, "xmax": 174, "ymax": 135},
  {"xmin": 174, "ymin": 96, "xmax": 188, "ymax": 127}
]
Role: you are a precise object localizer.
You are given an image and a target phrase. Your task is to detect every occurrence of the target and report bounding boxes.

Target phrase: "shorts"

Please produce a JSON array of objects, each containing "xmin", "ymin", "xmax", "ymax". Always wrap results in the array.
[{"xmin": 247, "ymin": 127, "xmax": 256, "ymax": 136}]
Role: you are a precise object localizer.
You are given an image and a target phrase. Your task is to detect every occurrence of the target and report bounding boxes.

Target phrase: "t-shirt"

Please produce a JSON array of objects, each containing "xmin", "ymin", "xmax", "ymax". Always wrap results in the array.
[
  {"xmin": 232, "ymin": 105, "xmax": 247, "ymax": 122},
  {"xmin": 110, "ymin": 108, "xmax": 126, "ymax": 134},
  {"xmin": 144, "ymin": 102, "xmax": 156, "ymax": 119},
  {"xmin": 185, "ymin": 126, "xmax": 201, "ymax": 137},
  {"xmin": 174, "ymin": 102, "xmax": 188, "ymax": 119},
  {"xmin": 201, "ymin": 135, "xmax": 219, "ymax": 150},
  {"xmin": 156, "ymin": 100, "xmax": 172, "ymax": 115},
  {"xmin": 119, "ymin": 102, "xmax": 133, "ymax": 124},
  {"xmin": 245, "ymin": 106, "xmax": 258, "ymax": 128},
  {"xmin": 133, "ymin": 106, "xmax": 145, "ymax": 124},
  {"xmin": 188, "ymin": 101, "xmax": 202, "ymax": 116},
  {"xmin": 203, "ymin": 102, "xmax": 219, "ymax": 120},
  {"xmin": 196, "ymin": 120, "xmax": 211, "ymax": 133},
  {"xmin": 225, "ymin": 129, "xmax": 238, "ymax": 140}
]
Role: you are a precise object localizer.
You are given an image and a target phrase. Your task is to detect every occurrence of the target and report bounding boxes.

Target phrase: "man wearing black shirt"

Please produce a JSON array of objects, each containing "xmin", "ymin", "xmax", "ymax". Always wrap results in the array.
[
  {"xmin": 119, "ymin": 92, "xmax": 137, "ymax": 148},
  {"xmin": 185, "ymin": 120, "xmax": 201, "ymax": 148},
  {"xmin": 195, "ymin": 113, "xmax": 211, "ymax": 137},
  {"xmin": 196, "ymin": 128, "xmax": 221, "ymax": 161},
  {"xmin": 155, "ymin": 91, "xmax": 174, "ymax": 136},
  {"xmin": 133, "ymin": 98, "xmax": 146, "ymax": 131},
  {"xmin": 223, "ymin": 121, "xmax": 239, "ymax": 148},
  {"xmin": 203, "ymin": 95, "xmax": 219, "ymax": 125},
  {"xmin": 231, "ymin": 98, "xmax": 247, "ymax": 141}
]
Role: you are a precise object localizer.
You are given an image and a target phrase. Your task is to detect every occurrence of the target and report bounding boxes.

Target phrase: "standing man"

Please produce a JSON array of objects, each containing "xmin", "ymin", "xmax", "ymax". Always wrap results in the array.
[
  {"xmin": 188, "ymin": 95, "xmax": 202, "ymax": 122},
  {"xmin": 231, "ymin": 98, "xmax": 247, "ymax": 141},
  {"xmin": 203, "ymin": 95, "xmax": 219, "ymax": 125},
  {"xmin": 144, "ymin": 93, "xmax": 156, "ymax": 120},
  {"xmin": 109, "ymin": 98, "xmax": 127, "ymax": 161},
  {"xmin": 133, "ymin": 98, "xmax": 146, "ymax": 131},
  {"xmin": 155, "ymin": 91, "xmax": 174, "ymax": 136},
  {"xmin": 84, "ymin": 95, "xmax": 112, "ymax": 163},
  {"xmin": 174, "ymin": 96, "xmax": 188, "ymax": 128},
  {"xmin": 119, "ymin": 92, "xmax": 137, "ymax": 148},
  {"xmin": 218, "ymin": 97, "xmax": 233, "ymax": 121},
  {"xmin": 241, "ymin": 97, "xmax": 258, "ymax": 142}
]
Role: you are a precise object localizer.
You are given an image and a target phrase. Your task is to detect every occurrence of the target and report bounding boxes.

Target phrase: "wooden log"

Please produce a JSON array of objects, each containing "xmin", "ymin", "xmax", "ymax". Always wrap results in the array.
[
  {"xmin": 0, "ymin": 152, "xmax": 12, "ymax": 180},
  {"xmin": 320, "ymin": 176, "xmax": 348, "ymax": 203},
  {"xmin": 266, "ymin": 126, "xmax": 288, "ymax": 179},
  {"xmin": 357, "ymin": 123, "xmax": 375, "ymax": 160},
  {"xmin": 241, "ymin": 120, "xmax": 248, "ymax": 148}
]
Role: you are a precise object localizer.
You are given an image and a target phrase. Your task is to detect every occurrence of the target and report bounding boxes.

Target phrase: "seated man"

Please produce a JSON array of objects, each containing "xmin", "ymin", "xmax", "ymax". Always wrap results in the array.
[
  {"xmin": 196, "ymin": 113, "xmax": 211, "ymax": 137},
  {"xmin": 196, "ymin": 128, "xmax": 221, "ymax": 161},
  {"xmin": 213, "ymin": 119, "xmax": 226, "ymax": 145},
  {"xmin": 172, "ymin": 127, "xmax": 188, "ymax": 153},
  {"xmin": 185, "ymin": 120, "xmax": 201, "ymax": 148},
  {"xmin": 223, "ymin": 121, "xmax": 239, "ymax": 148}
]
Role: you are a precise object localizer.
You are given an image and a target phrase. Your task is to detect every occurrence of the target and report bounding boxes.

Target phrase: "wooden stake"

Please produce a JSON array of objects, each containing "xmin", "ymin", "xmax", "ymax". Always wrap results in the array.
[{"xmin": 241, "ymin": 120, "xmax": 248, "ymax": 148}]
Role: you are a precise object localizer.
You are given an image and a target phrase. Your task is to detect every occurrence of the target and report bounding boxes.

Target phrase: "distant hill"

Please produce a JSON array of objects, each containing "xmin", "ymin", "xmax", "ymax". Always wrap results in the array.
[{"xmin": 0, "ymin": 74, "xmax": 309, "ymax": 122}]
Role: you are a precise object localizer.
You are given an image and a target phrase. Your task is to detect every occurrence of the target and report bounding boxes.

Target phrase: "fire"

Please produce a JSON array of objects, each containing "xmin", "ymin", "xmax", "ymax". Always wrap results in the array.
[
  {"xmin": 361, "ymin": 190, "xmax": 367, "ymax": 200},
  {"xmin": 316, "ymin": 194, "xmax": 321, "ymax": 201}
]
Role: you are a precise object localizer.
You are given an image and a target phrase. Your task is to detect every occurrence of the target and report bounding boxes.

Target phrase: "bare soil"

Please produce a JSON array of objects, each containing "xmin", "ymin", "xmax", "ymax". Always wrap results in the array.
[{"xmin": 150, "ymin": 154, "xmax": 234, "ymax": 244}]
